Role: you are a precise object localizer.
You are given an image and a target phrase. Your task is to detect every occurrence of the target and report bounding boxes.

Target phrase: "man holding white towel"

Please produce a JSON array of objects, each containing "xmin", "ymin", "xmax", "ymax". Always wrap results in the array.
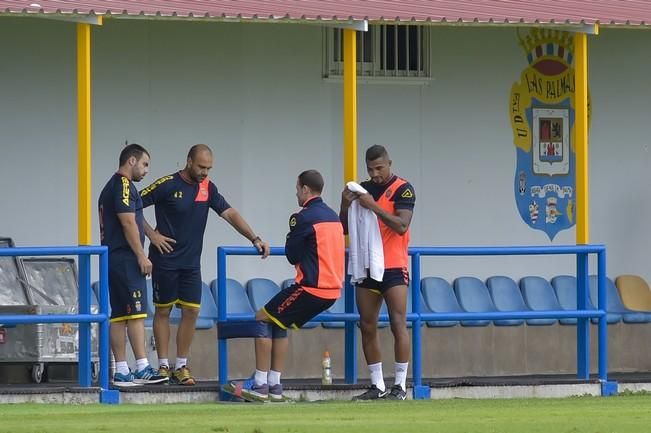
[{"xmin": 340, "ymin": 145, "xmax": 416, "ymax": 401}]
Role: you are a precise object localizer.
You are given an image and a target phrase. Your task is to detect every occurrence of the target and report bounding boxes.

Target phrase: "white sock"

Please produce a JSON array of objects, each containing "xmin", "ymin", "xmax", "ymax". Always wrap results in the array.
[
  {"xmin": 175, "ymin": 357, "xmax": 188, "ymax": 369},
  {"xmin": 159, "ymin": 358, "xmax": 169, "ymax": 368},
  {"xmin": 394, "ymin": 362, "xmax": 409, "ymax": 391},
  {"xmin": 135, "ymin": 358, "xmax": 149, "ymax": 372},
  {"xmin": 268, "ymin": 370, "xmax": 281, "ymax": 386},
  {"xmin": 368, "ymin": 362, "xmax": 385, "ymax": 392},
  {"xmin": 116, "ymin": 361, "xmax": 129, "ymax": 376},
  {"xmin": 254, "ymin": 369, "xmax": 268, "ymax": 386}
]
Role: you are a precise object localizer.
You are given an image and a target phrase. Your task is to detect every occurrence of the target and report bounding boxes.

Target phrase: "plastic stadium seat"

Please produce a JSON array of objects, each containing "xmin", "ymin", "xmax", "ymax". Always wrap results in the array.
[
  {"xmin": 454, "ymin": 277, "xmax": 522, "ymax": 326},
  {"xmin": 195, "ymin": 282, "xmax": 218, "ymax": 329},
  {"xmin": 588, "ymin": 275, "xmax": 651, "ymax": 323},
  {"xmin": 520, "ymin": 276, "xmax": 566, "ymax": 324},
  {"xmin": 551, "ymin": 275, "xmax": 621, "ymax": 325},
  {"xmin": 420, "ymin": 277, "xmax": 467, "ymax": 327},
  {"xmin": 406, "ymin": 288, "xmax": 427, "ymax": 328},
  {"xmin": 486, "ymin": 276, "xmax": 554, "ymax": 326},
  {"xmin": 321, "ymin": 296, "xmax": 346, "ymax": 329},
  {"xmin": 615, "ymin": 275, "xmax": 651, "ymax": 312},
  {"xmin": 280, "ymin": 278, "xmax": 295, "ymax": 290},
  {"xmin": 248, "ymin": 278, "xmax": 317, "ymax": 328},
  {"xmin": 246, "ymin": 278, "xmax": 281, "ymax": 310},
  {"xmin": 210, "ymin": 278, "xmax": 255, "ymax": 315}
]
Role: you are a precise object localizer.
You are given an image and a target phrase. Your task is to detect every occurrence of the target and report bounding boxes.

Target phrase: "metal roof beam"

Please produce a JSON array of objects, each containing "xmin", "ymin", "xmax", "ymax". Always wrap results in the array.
[{"xmin": 25, "ymin": 13, "xmax": 103, "ymax": 25}]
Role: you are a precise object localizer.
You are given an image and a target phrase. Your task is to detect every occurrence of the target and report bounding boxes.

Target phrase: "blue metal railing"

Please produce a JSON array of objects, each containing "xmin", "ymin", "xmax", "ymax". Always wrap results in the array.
[
  {"xmin": 0, "ymin": 246, "xmax": 115, "ymax": 402},
  {"xmin": 216, "ymin": 244, "xmax": 613, "ymax": 397}
]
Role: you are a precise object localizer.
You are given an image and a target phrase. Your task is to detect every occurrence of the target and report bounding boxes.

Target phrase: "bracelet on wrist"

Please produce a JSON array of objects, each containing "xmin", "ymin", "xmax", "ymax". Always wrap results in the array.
[{"xmin": 251, "ymin": 236, "xmax": 261, "ymax": 244}]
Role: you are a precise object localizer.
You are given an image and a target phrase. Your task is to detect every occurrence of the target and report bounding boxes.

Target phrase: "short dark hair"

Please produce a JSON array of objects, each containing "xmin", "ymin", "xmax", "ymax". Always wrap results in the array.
[
  {"xmin": 119, "ymin": 143, "xmax": 149, "ymax": 166},
  {"xmin": 187, "ymin": 144, "xmax": 212, "ymax": 160},
  {"xmin": 365, "ymin": 144, "xmax": 389, "ymax": 161},
  {"xmin": 298, "ymin": 169, "xmax": 324, "ymax": 194}
]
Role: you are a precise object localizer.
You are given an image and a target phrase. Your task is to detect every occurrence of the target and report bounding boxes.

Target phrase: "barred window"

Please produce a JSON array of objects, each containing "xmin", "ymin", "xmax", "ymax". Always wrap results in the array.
[{"xmin": 324, "ymin": 25, "xmax": 431, "ymax": 79}]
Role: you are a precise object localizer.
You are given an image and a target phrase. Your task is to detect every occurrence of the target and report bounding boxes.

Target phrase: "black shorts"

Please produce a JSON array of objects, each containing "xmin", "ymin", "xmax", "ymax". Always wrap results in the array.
[
  {"xmin": 151, "ymin": 266, "xmax": 202, "ymax": 308},
  {"xmin": 108, "ymin": 253, "xmax": 147, "ymax": 322},
  {"xmin": 263, "ymin": 284, "xmax": 335, "ymax": 329},
  {"xmin": 355, "ymin": 267, "xmax": 410, "ymax": 294}
]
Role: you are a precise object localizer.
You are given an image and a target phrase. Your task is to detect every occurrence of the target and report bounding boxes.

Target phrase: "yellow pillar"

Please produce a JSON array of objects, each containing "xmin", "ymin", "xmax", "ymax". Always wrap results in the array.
[
  {"xmin": 343, "ymin": 29, "xmax": 358, "ymax": 183},
  {"xmin": 77, "ymin": 23, "xmax": 92, "ymax": 245},
  {"xmin": 574, "ymin": 32, "xmax": 589, "ymax": 244}
]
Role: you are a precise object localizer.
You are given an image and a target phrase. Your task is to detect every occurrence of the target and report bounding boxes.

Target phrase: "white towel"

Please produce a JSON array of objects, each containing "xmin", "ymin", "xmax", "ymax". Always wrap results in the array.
[{"xmin": 346, "ymin": 181, "xmax": 384, "ymax": 284}]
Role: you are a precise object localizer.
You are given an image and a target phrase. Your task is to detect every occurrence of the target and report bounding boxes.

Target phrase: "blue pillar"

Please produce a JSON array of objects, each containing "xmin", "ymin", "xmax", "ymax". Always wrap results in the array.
[
  {"xmin": 78, "ymin": 253, "xmax": 91, "ymax": 387},
  {"xmin": 344, "ymin": 274, "xmax": 357, "ymax": 384},
  {"xmin": 576, "ymin": 253, "xmax": 590, "ymax": 379},
  {"xmin": 98, "ymin": 249, "xmax": 119, "ymax": 403},
  {"xmin": 410, "ymin": 253, "xmax": 429, "ymax": 399},
  {"xmin": 217, "ymin": 248, "xmax": 228, "ymax": 385}
]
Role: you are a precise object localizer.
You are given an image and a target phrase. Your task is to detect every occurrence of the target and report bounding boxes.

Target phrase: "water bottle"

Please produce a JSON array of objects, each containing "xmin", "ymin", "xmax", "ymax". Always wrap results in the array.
[{"xmin": 321, "ymin": 351, "xmax": 332, "ymax": 385}]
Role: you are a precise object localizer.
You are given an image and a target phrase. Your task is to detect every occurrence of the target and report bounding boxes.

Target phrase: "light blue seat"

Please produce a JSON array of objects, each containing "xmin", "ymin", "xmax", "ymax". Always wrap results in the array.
[
  {"xmin": 195, "ymin": 282, "xmax": 218, "ymax": 329},
  {"xmin": 280, "ymin": 278, "xmax": 341, "ymax": 328},
  {"xmin": 210, "ymin": 278, "xmax": 255, "ymax": 315},
  {"xmin": 145, "ymin": 279, "xmax": 155, "ymax": 327},
  {"xmin": 551, "ymin": 275, "xmax": 621, "ymax": 324},
  {"xmin": 321, "ymin": 296, "xmax": 346, "ymax": 329},
  {"xmin": 420, "ymin": 277, "xmax": 464, "ymax": 327},
  {"xmin": 246, "ymin": 278, "xmax": 281, "ymax": 310},
  {"xmin": 487, "ymin": 276, "xmax": 554, "ymax": 326},
  {"xmin": 520, "ymin": 276, "xmax": 568, "ymax": 324},
  {"xmin": 248, "ymin": 278, "xmax": 318, "ymax": 329},
  {"xmin": 588, "ymin": 275, "xmax": 651, "ymax": 324},
  {"xmin": 455, "ymin": 277, "xmax": 523, "ymax": 326},
  {"xmin": 406, "ymin": 288, "xmax": 427, "ymax": 328},
  {"xmin": 280, "ymin": 278, "xmax": 295, "ymax": 290}
]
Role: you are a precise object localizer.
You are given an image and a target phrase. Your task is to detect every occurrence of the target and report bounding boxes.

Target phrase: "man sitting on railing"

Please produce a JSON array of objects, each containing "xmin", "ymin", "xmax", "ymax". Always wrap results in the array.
[{"xmin": 223, "ymin": 169, "xmax": 345, "ymax": 402}]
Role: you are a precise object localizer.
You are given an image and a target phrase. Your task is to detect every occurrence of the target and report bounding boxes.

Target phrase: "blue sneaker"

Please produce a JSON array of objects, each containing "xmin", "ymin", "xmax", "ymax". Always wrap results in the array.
[
  {"xmin": 269, "ymin": 383, "xmax": 284, "ymax": 401},
  {"xmin": 223, "ymin": 376, "xmax": 268, "ymax": 402},
  {"xmin": 112, "ymin": 371, "xmax": 141, "ymax": 387},
  {"xmin": 133, "ymin": 365, "xmax": 169, "ymax": 384}
]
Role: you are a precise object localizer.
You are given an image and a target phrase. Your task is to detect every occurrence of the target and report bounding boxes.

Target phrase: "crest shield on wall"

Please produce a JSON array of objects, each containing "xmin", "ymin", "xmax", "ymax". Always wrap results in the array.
[{"xmin": 510, "ymin": 29, "xmax": 590, "ymax": 240}]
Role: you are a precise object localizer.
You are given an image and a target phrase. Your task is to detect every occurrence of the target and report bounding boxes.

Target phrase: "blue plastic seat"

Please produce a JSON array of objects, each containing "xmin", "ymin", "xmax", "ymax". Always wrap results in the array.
[
  {"xmin": 405, "ymin": 288, "xmax": 427, "ymax": 328},
  {"xmin": 280, "ymin": 278, "xmax": 295, "ymax": 290},
  {"xmin": 551, "ymin": 275, "xmax": 621, "ymax": 324},
  {"xmin": 321, "ymin": 295, "xmax": 346, "ymax": 328},
  {"xmin": 588, "ymin": 275, "xmax": 651, "ymax": 323},
  {"xmin": 487, "ymin": 276, "xmax": 554, "ymax": 326},
  {"xmin": 420, "ymin": 277, "xmax": 465, "ymax": 327},
  {"xmin": 195, "ymin": 282, "xmax": 218, "ymax": 329},
  {"xmin": 247, "ymin": 278, "xmax": 318, "ymax": 328},
  {"xmin": 455, "ymin": 277, "xmax": 522, "ymax": 326},
  {"xmin": 520, "ymin": 276, "xmax": 568, "ymax": 324},
  {"xmin": 246, "ymin": 278, "xmax": 281, "ymax": 310},
  {"xmin": 210, "ymin": 278, "xmax": 255, "ymax": 315}
]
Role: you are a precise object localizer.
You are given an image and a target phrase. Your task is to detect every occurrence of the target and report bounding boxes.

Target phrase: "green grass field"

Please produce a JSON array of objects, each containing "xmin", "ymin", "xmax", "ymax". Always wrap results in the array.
[{"xmin": 2, "ymin": 396, "xmax": 650, "ymax": 433}]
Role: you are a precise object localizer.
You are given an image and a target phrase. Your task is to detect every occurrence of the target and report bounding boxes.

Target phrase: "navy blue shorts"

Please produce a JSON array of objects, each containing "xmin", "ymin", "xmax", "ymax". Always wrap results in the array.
[
  {"xmin": 108, "ymin": 253, "xmax": 147, "ymax": 322},
  {"xmin": 263, "ymin": 284, "xmax": 335, "ymax": 329},
  {"xmin": 355, "ymin": 267, "xmax": 410, "ymax": 294},
  {"xmin": 151, "ymin": 266, "xmax": 202, "ymax": 308}
]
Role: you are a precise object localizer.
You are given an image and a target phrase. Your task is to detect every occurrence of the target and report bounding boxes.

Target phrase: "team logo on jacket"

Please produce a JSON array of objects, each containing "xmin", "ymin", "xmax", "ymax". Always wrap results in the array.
[{"xmin": 509, "ymin": 29, "xmax": 589, "ymax": 240}]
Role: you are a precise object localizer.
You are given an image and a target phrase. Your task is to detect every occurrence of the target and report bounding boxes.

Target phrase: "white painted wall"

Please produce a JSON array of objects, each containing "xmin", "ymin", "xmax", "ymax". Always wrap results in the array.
[{"xmin": 1, "ymin": 18, "xmax": 650, "ymax": 286}]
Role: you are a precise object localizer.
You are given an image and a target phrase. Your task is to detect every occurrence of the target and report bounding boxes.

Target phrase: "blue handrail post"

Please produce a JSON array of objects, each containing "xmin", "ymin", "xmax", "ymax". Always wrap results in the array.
[
  {"xmin": 98, "ymin": 248, "xmax": 119, "ymax": 403},
  {"xmin": 344, "ymin": 274, "xmax": 357, "ymax": 384},
  {"xmin": 576, "ymin": 252, "xmax": 590, "ymax": 379},
  {"xmin": 77, "ymin": 253, "xmax": 91, "ymax": 387},
  {"xmin": 410, "ymin": 253, "xmax": 429, "ymax": 399},
  {"xmin": 597, "ymin": 249, "xmax": 617, "ymax": 396},
  {"xmin": 217, "ymin": 247, "xmax": 228, "ymax": 385}
]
